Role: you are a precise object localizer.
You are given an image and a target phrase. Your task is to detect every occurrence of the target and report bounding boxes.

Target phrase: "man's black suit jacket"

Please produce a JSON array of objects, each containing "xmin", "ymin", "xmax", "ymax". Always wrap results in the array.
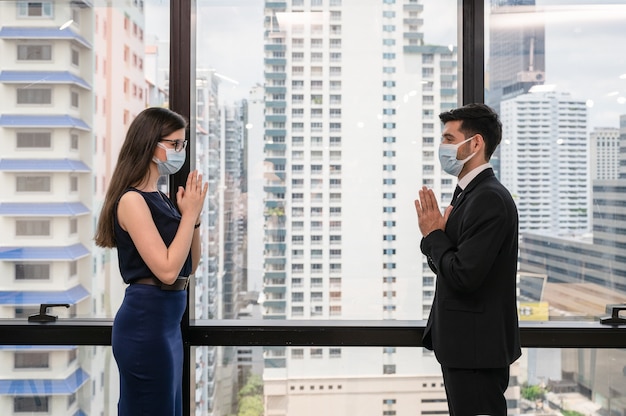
[{"xmin": 421, "ymin": 168, "xmax": 521, "ymax": 369}]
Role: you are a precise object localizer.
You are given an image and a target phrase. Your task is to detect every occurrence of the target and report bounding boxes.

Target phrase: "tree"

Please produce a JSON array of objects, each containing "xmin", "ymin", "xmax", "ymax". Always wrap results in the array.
[
  {"xmin": 237, "ymin": 374, "xmax": 263, "ymax": 416},
  {"xmin": 238, "ymin": 395, "xmax": 263, "ymax": 416},
  {"xmin": 521, "ymin": 384, "xmax": 546, "ymax": 401},
  {"xmin": 562, "ymin": 410, "xmax": 584, "ymax": 416}
]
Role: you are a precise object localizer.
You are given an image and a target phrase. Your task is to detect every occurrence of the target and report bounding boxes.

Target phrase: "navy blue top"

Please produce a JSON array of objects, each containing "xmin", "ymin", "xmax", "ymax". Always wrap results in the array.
[{"xmin": 113, "ymin": 188, "xmax": 192, "ymax": 284}]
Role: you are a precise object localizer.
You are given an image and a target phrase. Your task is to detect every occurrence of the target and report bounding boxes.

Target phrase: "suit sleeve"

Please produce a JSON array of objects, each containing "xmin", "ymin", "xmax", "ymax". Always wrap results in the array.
[{"xmin": 420, "ymin": 189, "xmax": 512, "ymax": 293}]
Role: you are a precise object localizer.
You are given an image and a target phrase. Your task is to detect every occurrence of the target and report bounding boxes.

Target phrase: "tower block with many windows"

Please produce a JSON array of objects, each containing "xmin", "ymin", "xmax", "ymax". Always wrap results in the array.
[
  {"xmin": 260, "ymin": 1, "xmax": 457, "ymax": 415},
  {"xmin": 0, "ymin": 1, "xmax": 94, "ymax": 414}
]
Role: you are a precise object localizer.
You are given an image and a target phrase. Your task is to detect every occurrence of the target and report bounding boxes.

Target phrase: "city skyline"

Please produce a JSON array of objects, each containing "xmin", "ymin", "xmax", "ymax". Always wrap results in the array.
[
  {"xmin": 139, "ymin": 0, "xmax": 626, "ymax": 133},
  {"xmin": 0, "ymin": 1, "xmax": 625, "ymax": 415},
  {"xmin": 144, "ymin": 0, "xmax": 626, "ymax": 129},
  {"xmin": 178, "ymin": 0, "xmax": 458, "ymax": 106}
]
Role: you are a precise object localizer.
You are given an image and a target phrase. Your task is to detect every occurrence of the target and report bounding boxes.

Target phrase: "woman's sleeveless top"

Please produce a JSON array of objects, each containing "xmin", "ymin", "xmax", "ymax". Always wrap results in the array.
[{"xmin": 113, "ymin": 188, "xmax": 192, "ymax": 284}]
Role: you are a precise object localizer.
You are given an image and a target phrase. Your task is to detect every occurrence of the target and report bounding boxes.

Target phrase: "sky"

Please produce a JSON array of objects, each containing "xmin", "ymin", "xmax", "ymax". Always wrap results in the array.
[
  {"xmin": 146, "ymin": 1, "xmax": 458, "ymax": 104},
  {"xmin": 535, "ymin": 1, "xmax": 626, "ymax": 128},
  {"xmin": 145, "ymin": 0, "xmax": 626, "ymax": 129},
  {"xmin": 488, "ymin": 0, "xmax": 626, "ymax": 128}
]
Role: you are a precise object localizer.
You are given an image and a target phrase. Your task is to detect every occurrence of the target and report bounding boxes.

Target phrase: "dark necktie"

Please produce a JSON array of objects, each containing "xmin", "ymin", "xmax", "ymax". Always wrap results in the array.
[{"xmin": 451, "ymin": 185, "xmax": 462, "ymax": 206}]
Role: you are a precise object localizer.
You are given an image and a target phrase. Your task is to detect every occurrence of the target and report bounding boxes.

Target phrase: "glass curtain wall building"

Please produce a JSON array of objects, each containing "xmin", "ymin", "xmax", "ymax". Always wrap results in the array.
[{"xmin": 0, "ymin": 1, "xmax": 626, "ymax": 415}]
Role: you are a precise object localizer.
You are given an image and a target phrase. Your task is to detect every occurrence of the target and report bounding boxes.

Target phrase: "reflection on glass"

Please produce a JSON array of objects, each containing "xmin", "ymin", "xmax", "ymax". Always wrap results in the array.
[
  {"xmin": 0, "ymin": 0, "xmax": 168, "ymax": 414},
  {"xmin": 0, "ymin": 344, "xmax": 623, "ymax": 416},
  {"xmin": 0, "ymin": 346, "xmax": 117, "ymax": 415},
  {"xmin": 486, "ymin": 0, "xmax": 626, "ymax": 320},
  {"xmin": 196, "ymin": 0, "xmax": 458, "ymax": 323},
  {"xmin": 194, "ymin": 0, "xmax": 460, "ymax": 413},
  {"xmin": 2, "ymin": 0, "xmax": 625, "ymax": 414},
  {"xmin": 519, "ymin": 348, "xmax": 626, "ymax": 415},
  {"xmin": 0, "ymin": 0, "xmax": 171, "ymax": 317},
  {"xmin": 197, "ymin": 346, "xmax": 626, "ymax": 416}
]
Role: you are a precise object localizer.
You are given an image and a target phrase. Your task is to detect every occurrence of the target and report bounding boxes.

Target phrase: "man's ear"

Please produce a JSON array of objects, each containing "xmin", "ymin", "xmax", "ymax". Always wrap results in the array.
[
  {"xmin": 472, "ymin": 133, "xmax": 484, "ymax": 148},
  {"xmin": 473, "ymin": 134, "xmax": 487, "ymax": 159}
]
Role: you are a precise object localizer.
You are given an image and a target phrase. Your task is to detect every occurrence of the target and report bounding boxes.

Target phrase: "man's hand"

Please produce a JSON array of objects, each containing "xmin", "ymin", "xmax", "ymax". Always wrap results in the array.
[{"xmin": 414, "ymin": 186, "xmax": 452, "ymax": 237}]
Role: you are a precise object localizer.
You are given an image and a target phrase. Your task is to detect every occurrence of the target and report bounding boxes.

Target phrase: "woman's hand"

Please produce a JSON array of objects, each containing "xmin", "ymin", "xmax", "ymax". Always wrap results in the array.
[{"xmin": 176, "ymin": 170, "xmax": 208, "ymax": 221}]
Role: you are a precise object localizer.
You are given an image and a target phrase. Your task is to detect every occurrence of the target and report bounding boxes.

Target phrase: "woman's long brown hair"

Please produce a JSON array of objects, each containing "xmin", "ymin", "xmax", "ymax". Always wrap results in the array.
[{"xmin": 94, "ymin": 107, "xmax": 187, "ymax": 248}]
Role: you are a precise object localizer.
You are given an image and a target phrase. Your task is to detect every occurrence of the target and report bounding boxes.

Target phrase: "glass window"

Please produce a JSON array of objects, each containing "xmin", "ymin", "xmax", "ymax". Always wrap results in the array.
[
  {"xmin": 70, "ymin": 90, "xmax": 79, "ymax": 107},
  {"xmin": 16, "ymin": 132, "xmax": 51, "ymax": 148},
  {"xmin": 486, "ymin": 0, "xmax": 626, "ymax": 316},
  {"xmin": 17, "ymin": 44, "xmax": 52, "ymax": 60},
  {"xmin": 14, "ymin": 396, "xmax": 49, "ymax": 412},
  {"xmin": 15, "ymin": 176, "xmax": 50, "ymax": 192},
  {"xmin": 17, "ymin": 88, "xmax": 52, "ymax": 104},
  {"xmin": 6, "ymin": 2, "xmax": 626, "ymax": 416},
  {"xmin": 71, "ymin": 48, "xmax": 79, "ymax": 66},
  {"xmin": 15, "ymin": 263, "xmax": 50, "ymax": 280},
  {"xmin": 0, "ymin": 5, "xmax": 171, "ymax": 413},
  {"xmin": 14, "ymin": 352, "xmax": 49, "ymax": 368},
  {"xmin": 17, "ymin": 1, "xmax": 53, "ymax": 17},
  {"xmin": 16, "ymin": 219, "xmax": 50, "ymax": 236}
]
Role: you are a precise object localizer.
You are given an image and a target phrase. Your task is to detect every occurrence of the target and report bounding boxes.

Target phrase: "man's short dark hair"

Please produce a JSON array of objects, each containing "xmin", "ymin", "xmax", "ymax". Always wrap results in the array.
[{"xmin": 439, "ymin": 103, "xmax": 502, "ymax": 160}]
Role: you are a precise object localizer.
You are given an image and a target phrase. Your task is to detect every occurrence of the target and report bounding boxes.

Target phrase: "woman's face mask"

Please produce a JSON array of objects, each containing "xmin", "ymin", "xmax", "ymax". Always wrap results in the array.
[
  {"xmin": 438, "ymin": 136, "xmax": 477, "ymax": 177},
  {"xmin": 153, "ymin": 142, "xmax": 186, "ymax": 176}
]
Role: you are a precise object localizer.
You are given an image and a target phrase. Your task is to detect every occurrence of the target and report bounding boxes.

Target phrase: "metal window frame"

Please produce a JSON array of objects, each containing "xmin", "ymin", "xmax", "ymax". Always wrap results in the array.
[
  {"xmin": 1, "ymin": 320, "xmax": 625, "ymax": 349},
  {"xmin": 1, "ymin": 1, "xmax": 625, "ymax": 415}
]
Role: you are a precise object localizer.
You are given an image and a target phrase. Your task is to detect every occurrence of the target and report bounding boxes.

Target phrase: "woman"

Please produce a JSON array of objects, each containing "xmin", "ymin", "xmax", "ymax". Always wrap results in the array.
[{"xmin": 95, "ymin": 107, "xmax": 207, "ymax": 415}]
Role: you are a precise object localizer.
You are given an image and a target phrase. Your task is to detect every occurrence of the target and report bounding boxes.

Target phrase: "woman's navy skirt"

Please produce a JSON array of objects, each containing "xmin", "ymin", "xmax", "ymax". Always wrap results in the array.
[{"xmin": 112, "ymin": 283, "xmax": 186, "ymax": 416}]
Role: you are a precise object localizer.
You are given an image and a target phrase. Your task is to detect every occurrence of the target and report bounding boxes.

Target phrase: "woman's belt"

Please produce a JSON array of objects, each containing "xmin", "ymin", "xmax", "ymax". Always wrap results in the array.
[{"xmin": 132, "ymin": 276, "xmax": 190, "ymax": 291}]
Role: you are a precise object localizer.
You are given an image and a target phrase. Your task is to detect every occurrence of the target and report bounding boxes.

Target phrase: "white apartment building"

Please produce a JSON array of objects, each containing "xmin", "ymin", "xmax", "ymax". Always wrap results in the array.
[
  {"xmin": 258, "ymin": 1, "xmax": 459, "ymax": 414},
  {"xmin": 621, "ymin": 114, "xmax": 626, "ymax": 179},
  {"xmin": 193, "ymin": 69, "xmax": 221, "ymax": 416},
  {"xmin": 92, "ymin": 4, "xmax": 150, "ymax": 414},
  {"xmin": 0, "ymin": 2, "xmax": 94, "ymax": 415},
  {"xmin": 590, "ymin": 127, "xmax": 620, "ymax": 181},
  {"xmin": 247, "ymin": 84, "xmax": 268, "ymax": 295},
  {"xmin": 195, "ymin": 69, "xmax": 252, "ymax": 415},
  {"xmin": 261, "ymin": 0, "xmax": 457, "ymax": 324},
  {"xmin": 500, "ymin": 88, "xmax": 589, "ymax": 235},
  {"xmin": 264, "ymin": 370, "xmax": 447, "ymax": 416},
  {"xmin": 0, "ymin": 1, "xmax": 148, "ymax": 414}
]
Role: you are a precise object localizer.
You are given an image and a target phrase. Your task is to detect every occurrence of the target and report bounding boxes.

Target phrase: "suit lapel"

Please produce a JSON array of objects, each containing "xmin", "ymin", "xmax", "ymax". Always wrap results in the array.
[{"xmin": 450, "ymin": 168, "xmax": 495, "ymax": 214}]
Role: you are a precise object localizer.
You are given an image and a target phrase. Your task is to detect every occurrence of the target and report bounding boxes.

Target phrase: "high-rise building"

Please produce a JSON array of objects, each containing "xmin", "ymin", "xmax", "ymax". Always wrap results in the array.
[
  {"xmin": 590, "ymin": 127, "xmax": 620, "ymax": 180},
  {"xmin": 487, "ymin": 0, "xmax": 545, "ymax": 110},
  {"xmin": 517, "ymin": 114, "xmax": 626, "ymax": 415},
  {"xmin": 0, "ymin": 3, "xmax": 95, "ymax": 414},
  {"xmin": 519, "ymin": 113, "xmax": 626, "ymax": 289},
  {"xmin": 618, "ymin": 114, "xmax": 626, "ymax": 179},
  {"xmin": 500, "ymin": 89, "xmax": 589, "ymax": 235},
  {"xmin": 220, "ymin": 105, "xmax": 245, "ymax": 320},
  {"xmin": 93, "ymin": 5, "xmax": 150, "ymax": 415},
  {"xmin": 246, "ymin": 84, "xmax": 267, "ymax": 297},
  {"xmin": 261, "ymin": 0, "xmax": 457, "ymax": 322},
  {"xmin": 0, "ymin": 1, "xmax": 151, "ymax": 414},
  {"xmin": 488, "ymin": 0, "xmax": 546, "ymax": 177},
  {"xmin": 193, "ymin": 69, "xmax": 221, "ymax": 415},
  {"xmin": 213, "ymin": 103, "xmax": 246, "ymax": 416},
  {"xmin": 257, "ymin": 1, "xmax": 467, "ymax": 415},
  {"xmin": 93, "ymin": 4, "xmax": 152, "ymax": 322},
  {"xmin": 0, "ymin": 2, "xmax": 95, "ymax": 415},
  {"xmin": 194, "ymin": 69, "xmax": 249, "ymax": 415}
]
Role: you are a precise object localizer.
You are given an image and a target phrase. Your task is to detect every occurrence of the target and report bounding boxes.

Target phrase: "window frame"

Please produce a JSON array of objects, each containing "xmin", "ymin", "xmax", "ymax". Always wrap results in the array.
[
  {"xmin": 17, "ymin": 43, "xmax": 52, "ymax": 61},
  {"xmin": 1, "ymin": 2, "xmax": 625, "ymax": 416}
]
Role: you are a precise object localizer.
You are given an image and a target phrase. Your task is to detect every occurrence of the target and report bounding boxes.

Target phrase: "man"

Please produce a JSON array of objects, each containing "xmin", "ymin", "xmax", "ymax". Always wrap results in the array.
[{"xmin": 414, "ymin": 103, "xmax": 521, "ymax": 415}]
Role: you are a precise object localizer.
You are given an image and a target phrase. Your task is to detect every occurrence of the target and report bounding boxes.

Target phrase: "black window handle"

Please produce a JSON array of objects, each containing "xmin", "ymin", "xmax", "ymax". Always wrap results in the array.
[
  {"xmin": 28, "ymin": 304, "xmax": 70, "ymax": 323},
  {"xmin": 600, "ymin": 304, "xmax": 626, "ymax": 325}
]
